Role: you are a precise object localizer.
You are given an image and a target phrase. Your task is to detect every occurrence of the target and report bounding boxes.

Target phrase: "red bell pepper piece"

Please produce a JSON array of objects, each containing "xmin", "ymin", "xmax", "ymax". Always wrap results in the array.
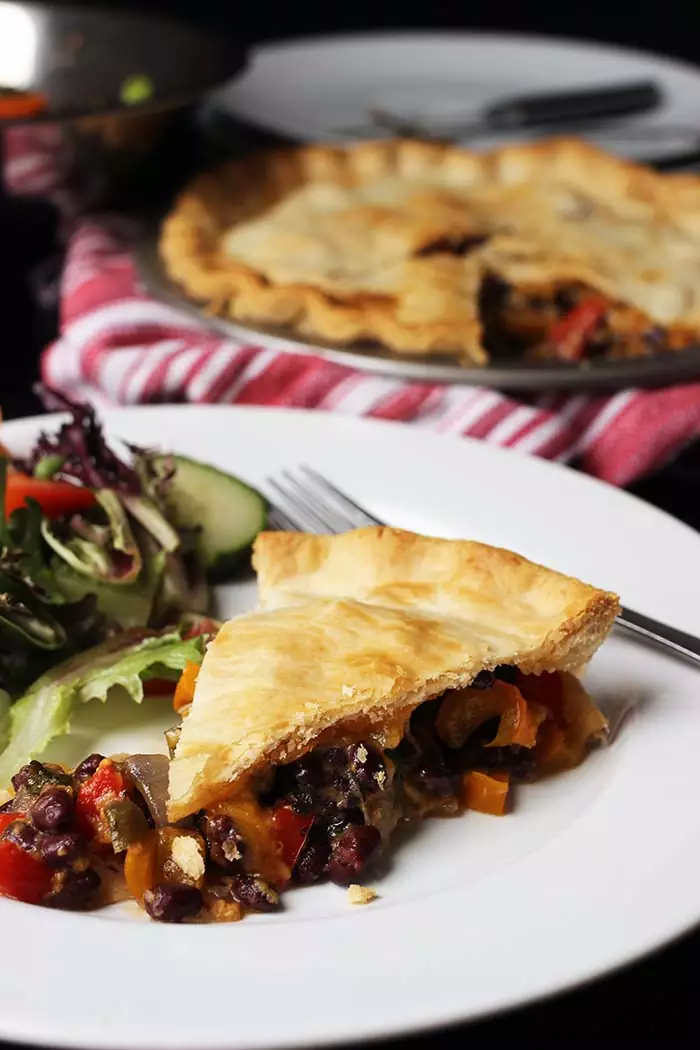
[
  {"xmin": 549, "ymin": 299, "xmax": 607, "ymax": 361},
  {"xmin": 270, "ymin": 805, "xmax": 313, "ymax": 871},
  {"xmin": 5, "ymin": 474, "xmax": 95, "ymax": 519},
  {"xmin": 183, "ymin": 620, "xmax": 220, "ymax": 640},
  {"xmin": 0, "ymin": 840, "xmax": 52, "ymax": 904},
  {"xmin": 0, "ymin": 812, "xmax": 23, "ymax": 837},
  {"xmin": 76, "ymin": 762, "xmax": 127, "ymax": 839}
]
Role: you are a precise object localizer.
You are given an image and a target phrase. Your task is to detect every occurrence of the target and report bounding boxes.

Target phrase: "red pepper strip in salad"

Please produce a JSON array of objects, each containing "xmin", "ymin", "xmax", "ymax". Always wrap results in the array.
[
  {"xmin": 4, "ymin": 474, "xmax": 96, "ymax": 519},
  {"xmin": 270, "ymin": 805, "xmax": 313, "ymax": 872},
  {"xmin": 76, "ymin": 762, "xmax": 127, "ymax": 840},
  {"xmin": 549, "ymin": 299, "xmax": 607, "ymax": 361},
  {"xmin": 0, "ymin": 840, "xmax": 52, "ymax": 903}
]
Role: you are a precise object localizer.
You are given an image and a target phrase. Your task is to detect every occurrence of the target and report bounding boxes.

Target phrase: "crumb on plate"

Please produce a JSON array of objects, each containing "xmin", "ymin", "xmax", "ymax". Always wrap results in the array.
[{"xmin": 347, "ymin": 884, "xmax": 377, "ymax": 906}]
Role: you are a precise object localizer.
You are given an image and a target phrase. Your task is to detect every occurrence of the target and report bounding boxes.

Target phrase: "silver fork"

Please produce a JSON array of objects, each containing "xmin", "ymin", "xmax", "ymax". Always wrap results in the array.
[{"xmin": 266, "ymin": 466, "xmax": 700, "ymax": 669}]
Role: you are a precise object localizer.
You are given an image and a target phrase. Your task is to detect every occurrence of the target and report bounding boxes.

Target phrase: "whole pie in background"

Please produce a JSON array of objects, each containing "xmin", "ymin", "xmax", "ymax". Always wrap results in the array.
[{"xmin": 159, "ymin": 137, "xmax": 700, "ymax": 365}]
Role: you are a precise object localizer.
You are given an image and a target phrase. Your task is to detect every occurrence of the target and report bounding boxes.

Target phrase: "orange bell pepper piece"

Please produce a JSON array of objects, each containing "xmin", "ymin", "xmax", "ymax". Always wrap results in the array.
[
  {"xmin": 436, "ymin": 680, "xmax": 543, "ymax": 750},
  {"xmin": 173, "ymin": 660, "xmax": 200, "ymax": 712},
  {"xmin": 463, "ymin": 770, "xmax": 510, "ymax": 816},
  {"xmin": 124, "ymin": 832, "xmax": 156, "ymax": 905}
]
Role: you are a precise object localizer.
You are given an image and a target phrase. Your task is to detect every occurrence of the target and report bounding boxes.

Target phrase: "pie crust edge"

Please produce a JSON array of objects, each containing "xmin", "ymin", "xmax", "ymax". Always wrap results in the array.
[{"xmin": 158, "ymin": 136, "xmax": 700, "ymax": 362}]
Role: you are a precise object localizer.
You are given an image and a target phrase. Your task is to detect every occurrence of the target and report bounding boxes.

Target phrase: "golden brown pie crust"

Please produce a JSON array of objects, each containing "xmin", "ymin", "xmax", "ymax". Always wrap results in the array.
[
  {"xmin": 159, "ymin": 137, "xmax": 700, "ymax": 364},
  {"xmin": 167, "ymin": 527, "xmax": 619, "ymax": 819}
]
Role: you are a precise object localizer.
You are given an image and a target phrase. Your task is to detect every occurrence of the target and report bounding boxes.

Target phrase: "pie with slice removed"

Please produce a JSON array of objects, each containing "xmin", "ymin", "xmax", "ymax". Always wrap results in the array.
[{"xmin": 160, "ymin": 137, "xmax": 700, "ymax": 364}]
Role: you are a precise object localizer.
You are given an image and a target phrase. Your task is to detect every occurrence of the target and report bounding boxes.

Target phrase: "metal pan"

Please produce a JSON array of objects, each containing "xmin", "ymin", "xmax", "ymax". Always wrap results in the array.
[
  {"xmin": 136, "ymin": 235, "xmax": 700, "ymax": 392},
  {"xmin": 0, "ymin": 2, "xmax": 247, "ymax": 125}
]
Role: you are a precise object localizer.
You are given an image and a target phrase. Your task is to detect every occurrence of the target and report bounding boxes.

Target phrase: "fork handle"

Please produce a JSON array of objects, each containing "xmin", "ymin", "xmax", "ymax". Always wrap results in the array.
[{"xmin": 616, "ymin": 606, "xmax": 700, "ymax": 667}]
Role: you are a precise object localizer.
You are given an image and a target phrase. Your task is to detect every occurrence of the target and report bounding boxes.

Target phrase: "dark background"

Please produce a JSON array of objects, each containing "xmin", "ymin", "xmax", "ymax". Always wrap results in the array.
[
  {"xmin": 2, "ymin": 2, "xmax": 700, "ymax": 1047},
  {"xmin": 87, "ymin": 0, "xmax": 700, "ymax": 66}
]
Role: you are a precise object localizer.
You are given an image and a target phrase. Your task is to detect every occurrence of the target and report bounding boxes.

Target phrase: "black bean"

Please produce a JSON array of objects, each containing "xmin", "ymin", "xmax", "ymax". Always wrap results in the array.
[
  {"xmin": 11, "ymin": 760, "xmax": 70, "ymax": 795},
  {"xmin": 293, "ymin": 831, "xmax": 330, "ymax": 885},
  {"xmin": 38, "ymin": 831, "xmax": 88, "ymax": 869},
  {"xmin": 31, "ymin": 787, "xmax": 75, "ymax": 832},
  {"xmin": 410, "ymin": 763, "xmax": 460, "ymax": 798},
  {"xmin": 328, "ymin": 825, "xmax": 381, "ymax": 885},
  {"xmin": 475, "ymin": 746, "xmax": 537, "ymax": 781},
  {"xmin": 322, "ymin": 747, "xmax": 348, "ymax": 775},
  {"xmin": 144, "ymin": 883, "xmax": 203, "ymax": 923},
  {"xmin": 494, "ymin": 664, "xmax": 518, "ymax": 685},
  {"xmin": 1, "ymin": 819, "xmax": 36, "ymax": 852},
  {"xmin": 333, "ymin": 773, "xmax": 362, "ymax": 811},
  {"xmin": 285, "ymin": 787, "xmax": 315, "ymax": 814},
  {"xmin": 347, "ymin": 742, "xmax": 387, "ymax": 793},
  {"xmin": 471, "ymin": 670, "xmax": 495, "ymax": 690},
  {"xmin": 12, "ymin": 761, "xmax": 46, "ymax": 789},
  {"xmin": 201, "ymin": 814, "xmax": 246, "ymax": 870},
  {"xmin": 73, "ymin": 753, "xmax": 105, "ymax": 783},
  {"xmin": 47, "ymin": 868, "xmax": 101, "ymax": 910},
  {"xmin": 293, "ymin": 755, "xmax": 323, "ymax": 791},
  {"xmin": 229, "ymin": 874, "xmax": 281, "ymax": 912},
  {"xmin": 325, "ymin": 808, "xmax": 365, "ymax": 837},
  {"xmin": 554, "ymin": 287, "xmax": 578, "ymax": 312}
]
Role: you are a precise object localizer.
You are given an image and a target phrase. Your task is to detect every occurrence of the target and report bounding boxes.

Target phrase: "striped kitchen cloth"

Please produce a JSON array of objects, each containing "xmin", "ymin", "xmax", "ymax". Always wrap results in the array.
[{"xmin": 39, "ymin": 217, "xmax": 700, "ymax": 488}]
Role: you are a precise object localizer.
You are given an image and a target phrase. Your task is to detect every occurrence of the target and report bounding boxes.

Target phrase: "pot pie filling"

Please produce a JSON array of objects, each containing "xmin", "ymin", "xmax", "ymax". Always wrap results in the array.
[
  {"xmin": 0, "ymin": 664, "xmax": 606, "ymax": 922},
  {"xmin": 0, "ymin": 527, "xmax": 619, "ymax": 923}
]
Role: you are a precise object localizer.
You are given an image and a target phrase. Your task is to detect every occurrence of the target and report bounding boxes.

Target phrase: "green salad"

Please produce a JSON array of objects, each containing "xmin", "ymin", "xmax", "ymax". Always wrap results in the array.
[{"xmin": 0, "ymin": 388, "xmax": 267, "ymax": 785}]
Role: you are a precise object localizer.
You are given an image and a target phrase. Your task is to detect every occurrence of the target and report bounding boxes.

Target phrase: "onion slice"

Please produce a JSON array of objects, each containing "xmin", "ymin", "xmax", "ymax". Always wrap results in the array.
[{"xmin": 123, "ymin": 754, "xmax": 170, "ymax": 827}]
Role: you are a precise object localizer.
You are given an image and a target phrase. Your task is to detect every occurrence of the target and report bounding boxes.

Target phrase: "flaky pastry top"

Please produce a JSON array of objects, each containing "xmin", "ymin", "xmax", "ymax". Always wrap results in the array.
[{"xmin": 168, "ymin": 528, "xmax": 618, "ymax": 819}]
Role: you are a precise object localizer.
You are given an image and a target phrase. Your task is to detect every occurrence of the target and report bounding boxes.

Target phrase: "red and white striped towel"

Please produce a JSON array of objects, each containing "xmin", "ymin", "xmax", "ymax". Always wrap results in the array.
[
  {"xmin": 7, "ymin": 127, "xmax": 700, "ymax": 487},
  {"xmin": 41, "ymin": 219, "xmax": 700, "ymax": 486}
]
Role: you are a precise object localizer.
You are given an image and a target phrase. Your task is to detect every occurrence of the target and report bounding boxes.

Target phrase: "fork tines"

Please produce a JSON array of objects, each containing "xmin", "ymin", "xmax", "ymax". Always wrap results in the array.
[{"xmin": 266, "ymin": 466, "xmax": 384, "ymax": 535}]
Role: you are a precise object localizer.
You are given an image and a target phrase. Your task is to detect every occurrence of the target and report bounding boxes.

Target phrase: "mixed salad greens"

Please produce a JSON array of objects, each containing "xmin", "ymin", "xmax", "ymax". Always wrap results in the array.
[{"xmin": 0, "ymin": 388, "xmax": 267, "ymax": 785}]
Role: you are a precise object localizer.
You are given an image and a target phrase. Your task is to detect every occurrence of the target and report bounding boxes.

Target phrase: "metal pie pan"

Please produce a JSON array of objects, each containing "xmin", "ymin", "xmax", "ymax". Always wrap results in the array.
[{"xmin": 136, "ymin": 236, "xmax": 700, "ymax": 391}]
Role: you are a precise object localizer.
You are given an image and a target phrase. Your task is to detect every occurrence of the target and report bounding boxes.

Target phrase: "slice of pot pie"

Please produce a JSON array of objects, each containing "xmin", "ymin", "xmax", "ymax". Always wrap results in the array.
[
  {"xmin": 166, "ymin": 528, "xmax": 619, "ymax": 901},
  {"xmin": 160, "ymin": 137, "xmax": 700, "ymax": 364}
]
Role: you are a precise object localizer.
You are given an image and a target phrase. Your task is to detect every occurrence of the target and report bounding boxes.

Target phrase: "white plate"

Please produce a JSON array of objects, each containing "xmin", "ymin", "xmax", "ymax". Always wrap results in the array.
[
  {"xmin": 211, "ymin": 30, "xmax": 700, "ymax": 160},
  {"xmin": 2, "ymin": 405, "xmax": 700, "ymax": 1050}
]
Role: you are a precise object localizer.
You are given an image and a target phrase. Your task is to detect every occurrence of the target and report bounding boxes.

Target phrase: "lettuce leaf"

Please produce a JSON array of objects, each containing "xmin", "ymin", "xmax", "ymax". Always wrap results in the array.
[
  {"xmin": 0, "ymin": 629, "xmax": 203, "ymax": 787},
  {"xmin": 50, "ymin": 549, "xmax": 165, "ymax": 631}
]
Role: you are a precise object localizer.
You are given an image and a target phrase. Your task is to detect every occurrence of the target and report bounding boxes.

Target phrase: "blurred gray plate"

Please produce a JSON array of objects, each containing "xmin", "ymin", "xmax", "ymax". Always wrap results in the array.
[{"xmin": 136, "ymin": 236, "xmax": 700, "ymax": 391}]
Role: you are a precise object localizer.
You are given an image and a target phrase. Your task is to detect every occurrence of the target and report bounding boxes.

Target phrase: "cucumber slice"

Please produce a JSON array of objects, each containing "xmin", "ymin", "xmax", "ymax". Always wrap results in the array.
[{"xmin": 161, "ymin": 455, "xmax": 268, "ymax": 582}]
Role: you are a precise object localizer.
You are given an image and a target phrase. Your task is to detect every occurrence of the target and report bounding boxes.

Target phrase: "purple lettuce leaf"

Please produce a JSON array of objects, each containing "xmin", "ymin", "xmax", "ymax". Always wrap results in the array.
[{"xmin": 16, "ymin": 386, "xmax": 141, "ymax": 493}]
